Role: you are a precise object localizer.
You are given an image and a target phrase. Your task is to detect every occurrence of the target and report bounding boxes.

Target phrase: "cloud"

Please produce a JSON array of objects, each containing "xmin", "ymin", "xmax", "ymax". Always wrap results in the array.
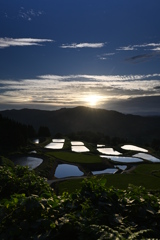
[
  {"xmin": 18, "ymin": 7, "xmax": 44, "ymax": 21},
  {"xmin": 0, "ymin": 74, "xmax": 160, "ymax": 108},
  {"xmin": 126, "ymin": 53, "xmax": 156, "ymax": 63},
  {"xmin": 60, "ymin": 42, "xmax": 105, "ymax": 49},
  {"xmin": 0, "ymin": 38, "xmax": 53, "ymax": 49},
  {"xmin": 97, "ymin": 52, "xmax": 115, "ymax": 60},
  {"xmin": 117, "ymin": 46, "xmax": 136, "ymax": 51},
  {"xmin": 102, "ymin": 53, "xmax": 115, "ymax": 56},
  {"xmin": 136, "ymin": 43, "xmax": 160, "ymax": 49},
  {"xmin": 152, "ymin": 47, "xmax": 160, "ymax": 51},
  {"xmin": 117, "ymin": 42, "xmax": 160, "ymax": 63},
  {"xmin": 117, "ymin": 42, "xmax": 160, "ymax": 52},
  {"xmin": 103, "ymin": 96, "xmax": 160, "ymax": 115},
  {"xmin": 2, "ymin": 7, "xmax": 44, "ymax": 21}
]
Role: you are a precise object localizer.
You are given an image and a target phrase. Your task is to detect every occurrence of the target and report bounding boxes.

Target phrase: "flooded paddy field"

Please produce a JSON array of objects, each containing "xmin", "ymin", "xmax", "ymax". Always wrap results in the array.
[{"xmin": 13, "ymin": 140, "xmax": 160, "ymax": 180}]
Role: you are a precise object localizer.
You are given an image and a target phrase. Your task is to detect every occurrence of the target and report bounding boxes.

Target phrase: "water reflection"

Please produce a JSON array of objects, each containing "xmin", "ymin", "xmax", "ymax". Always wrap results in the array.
[
  {"xmin": 121, "ymin": 145, "xmax": 148, "ymax": 152},
  {"xmin": 55, "ymin": 164, "xmax": 84, "ymax": 178},
  {"xmin": 54, "ymin": 163, "xmax": 120, "ymax": 178},
  {"xmin": 71, "ymin": 141, "xmax": 84, "ymax": 145},
  {"xmin": 14, "ymin": 157, "xmax": 43, "ymax": 169},
  {"xmin": 71, "ymin": 145, "xmax": 90, "ymax": 152},
  {"xmin": 97, "ymin": 148, "xmax": 121, "ymax": 155},
  {"xmin": 92, "ymin": 168, "xmax": 118, "ymax": 175},
  {"xmin": 100, "ymin": 155, "xmax": 143, "ymax": 163},
  {"xmin": 29, "ymin": 150, "xmax": 37, "ymax": 154},
  {"xmin": 52, "ymin": 139, "xmax": 65, "ymax": 143},
  {"xmin": 45, "ymin": 142, "xmax": 64, "ymax": 149},
  {"xmin": 114, "ymin": 165, "xmax": 127, "ymax": 170},
  {"xmin": 133, "ymin": 153, "xmax": 160, "ymax": 162}
]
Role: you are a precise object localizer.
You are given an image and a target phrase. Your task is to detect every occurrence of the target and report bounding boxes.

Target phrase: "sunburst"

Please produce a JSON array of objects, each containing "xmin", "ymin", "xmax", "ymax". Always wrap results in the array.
[{"xmin": 85, "ymin": 95, "xmax": 102, "ymax": 106}]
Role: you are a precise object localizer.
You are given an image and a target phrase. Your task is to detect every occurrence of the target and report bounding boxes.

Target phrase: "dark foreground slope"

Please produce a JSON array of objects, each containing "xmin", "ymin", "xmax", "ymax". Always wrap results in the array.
[
  {"xmin": 1, "ymin": 106, "xmax": 160, "ymax": 142},
  {"xmin": 1, "ymin": 168, "xmax": 160, "ymax": 239}
]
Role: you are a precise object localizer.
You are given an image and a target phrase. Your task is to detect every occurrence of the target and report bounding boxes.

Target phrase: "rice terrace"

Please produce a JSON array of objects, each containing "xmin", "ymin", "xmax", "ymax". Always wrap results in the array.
[
  {"xmin": 1, "ymin": 107, "xmax": 160, "ymax": 239},
  {"xmin": 23, "ymin": 138, "xmax": 160, "ymax": 192}
]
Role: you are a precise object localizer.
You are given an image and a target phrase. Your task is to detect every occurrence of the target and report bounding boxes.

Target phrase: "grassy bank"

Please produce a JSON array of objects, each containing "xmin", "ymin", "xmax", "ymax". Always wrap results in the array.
[
  {"xmin": 55, "ymin": 163, "xmax": 160, "ymax": 194},
  {"xmin": 47, "ymin": 151, "xmax": 102, "ymax": 164}
]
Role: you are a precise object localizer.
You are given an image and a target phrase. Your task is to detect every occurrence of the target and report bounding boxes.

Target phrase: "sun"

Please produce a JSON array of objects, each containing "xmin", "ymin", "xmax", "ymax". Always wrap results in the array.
[{"xmin": 85, "ymin": 95, "xmax": 101, "ymax": 106}]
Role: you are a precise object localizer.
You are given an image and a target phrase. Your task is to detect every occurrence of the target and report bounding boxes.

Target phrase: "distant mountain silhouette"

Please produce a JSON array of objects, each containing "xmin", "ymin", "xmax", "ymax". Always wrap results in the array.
[{"xmin": 1, "ymin": 106, "xmax": 160, "ymax": 142}]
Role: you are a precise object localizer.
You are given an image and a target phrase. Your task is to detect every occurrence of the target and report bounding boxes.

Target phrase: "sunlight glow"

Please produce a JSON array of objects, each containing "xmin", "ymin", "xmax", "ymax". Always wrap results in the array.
[{"xmin": 85, "ymin": 95, "xmax": 103, "ymax": 106}]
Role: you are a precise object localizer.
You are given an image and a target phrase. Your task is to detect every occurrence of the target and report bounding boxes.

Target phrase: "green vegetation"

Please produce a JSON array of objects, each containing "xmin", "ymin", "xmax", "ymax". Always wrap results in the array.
[
  {"xmin": 38, "ymin": 126, "xmax": 51, "ymax": 137},
  {"xmin": 33, "ymin": 155, "xmax": 56, "ymax": 178},
  {"xmin": 134, "ymin": 163, "xmax": 160, "ymax": 175},
  {"xmin": 47, "ymin": 151, "xmax": 102, "ymax": 164},
  {"xmin": 0, "ymin": 165, "xmax": 53, "ymax": 200},
  {"xmin": 2, "ymin": 107, "xmax": 160, "ymax": 146},
  {"xmin": 62, "ymin": 138, "xmax": 71, "ymax": 150},
  {"xmin": 0, "ymin": 114, "xmax": 36, "ymax": 152},
  {"xmin": 0, "ymin": 166, "xmax": 160, "ymax": 239},
  {"xmin": 57, "ymin": 164, "xmax": 160, "ymax": 194},
  {"xmin": 1, "ymin": 111, "xmax": 160, "ymax": 238},
  {"xmin": 0, "ymin": 156, "xmax": 14, "ymax": 168},
  {"xmin": 1, "ymin": 137, "xmax": 160, "ymax": 239}
]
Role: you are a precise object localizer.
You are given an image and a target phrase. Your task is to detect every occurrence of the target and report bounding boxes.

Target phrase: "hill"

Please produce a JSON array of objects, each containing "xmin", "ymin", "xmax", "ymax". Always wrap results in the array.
[
  {"xmin": 0, "ymin": 114, "xmax": 35, "ymax": 151},
  {"xmin": 1, "ymin": 106, "xmax": 160, "ymax": 143}
]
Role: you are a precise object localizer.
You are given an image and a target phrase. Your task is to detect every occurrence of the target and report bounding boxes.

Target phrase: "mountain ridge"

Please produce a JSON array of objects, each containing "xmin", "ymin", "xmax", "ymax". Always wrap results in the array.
[{"xmin": 1, "ymin": 106, "xmax": 160, "ymax": 142}]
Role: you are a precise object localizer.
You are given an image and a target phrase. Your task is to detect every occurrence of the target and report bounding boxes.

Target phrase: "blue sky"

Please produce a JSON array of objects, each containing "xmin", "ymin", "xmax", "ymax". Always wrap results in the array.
[{"xmin": 0, "ymin": 0, "xmax": 160, "ymax": 115}]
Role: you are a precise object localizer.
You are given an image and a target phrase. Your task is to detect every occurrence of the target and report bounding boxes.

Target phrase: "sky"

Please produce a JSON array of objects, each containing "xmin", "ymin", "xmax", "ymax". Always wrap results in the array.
[{"xmin": 0, "ymin": 0, "xmax": 160, "ymax": 115}]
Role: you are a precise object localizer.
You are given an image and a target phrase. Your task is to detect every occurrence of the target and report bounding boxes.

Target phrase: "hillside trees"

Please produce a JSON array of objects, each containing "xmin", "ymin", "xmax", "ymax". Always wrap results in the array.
[
  {"xmin": 2, "ymin": 107, "xmax": 160, "ymax": 142},
  {"xmin": 0, "ymin": 114, "xmax": 36, "ymax": 151},
  {"xmin": 38, "ymin": 126, "xmax": 51, "ymax": 137},
  {"xmin": 67, "ymin": 131, "xmax": 129, "ymax": 145}
]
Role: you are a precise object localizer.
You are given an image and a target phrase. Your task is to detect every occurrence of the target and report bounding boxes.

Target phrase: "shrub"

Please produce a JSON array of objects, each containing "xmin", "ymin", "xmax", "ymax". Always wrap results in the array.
[{"xmin": 0, "ymin": 172, "xmax": 160, "ymax": 239}]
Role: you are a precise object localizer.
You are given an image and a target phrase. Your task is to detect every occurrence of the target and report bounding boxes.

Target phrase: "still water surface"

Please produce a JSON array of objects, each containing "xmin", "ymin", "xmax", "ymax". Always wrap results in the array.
[
  {"xmin": 71, "ymin": 141, "xmax": 84, "ymax": 145},
  {"xmin": 14, "ymin": 157, "xmax": 43, "ymax": 169},
  {"xmin": 97, "ymin": 148, "xmax": 121, "ymax": 155},
  {"xmin": 71, "ymin": 145, "xmax": 90, "ymax": 152},
  {"xmin": 133, "ymin": 153, "xmax": 160, "ymax": 162},
  {"xmin": 45, "ymin": 142, "xmax": 64, "ymax": 149},
  {"xmin": 92, "ymin": 168, "xmax": 118, "ymax": 175},
  {"xmin": 54, "ymin": 163, "xmax": 121, "ymax": 178},
  {"xmin": 100, "ymin": 155, "xmax": 143, "ymax": 163},
  {"xmin": 121, "ymin": 145, "xmax": 148, "ymax": 152},
  {"xmin": 114, "ymin": 165, "xmax": 127, "ymax": 170},
  {"xmin": 55, "ymin": 164, "xmax": 84, "ymax": 178},
  {"xmin": 52, "ymin": 139, "xmax": 65, "ymax": 143}
]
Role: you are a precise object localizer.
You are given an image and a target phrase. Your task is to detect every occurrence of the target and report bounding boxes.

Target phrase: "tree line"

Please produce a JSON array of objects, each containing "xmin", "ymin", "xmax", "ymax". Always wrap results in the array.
[
  {"xmin": 0, "ymin": 114, "xmax": 50, "ymax": 152},
  {"xmin": 0, "ymin": 114, "xmax": 159, "ymax": 153}
]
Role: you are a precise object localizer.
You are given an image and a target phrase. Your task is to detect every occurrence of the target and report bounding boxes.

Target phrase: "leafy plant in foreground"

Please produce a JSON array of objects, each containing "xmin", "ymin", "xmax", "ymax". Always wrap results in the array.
[
  {"xmin": 0, "ymin": 169, "xmax": 160, "ymax": 239},
  {"xmin": 0, "ymin": 165, "xmax": 53, "ymax": 199}
]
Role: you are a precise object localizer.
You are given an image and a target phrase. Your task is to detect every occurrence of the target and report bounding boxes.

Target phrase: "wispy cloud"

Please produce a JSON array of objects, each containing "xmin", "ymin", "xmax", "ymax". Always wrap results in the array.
[
  {"xmin": 117, "ymin": 42, "xmax": 160, "ymax": 51},
  {"xmin": 126, "ymin": 53, "xmax": 157, "ymax": 63},
  {"xmin": 152, "ymin": 47, "xmax": 160, "ymax": 51},
  {"xmin": 2, "ymin": 7, "xmax": 44, "ymax": 21},
  {"xmin": 60, "ymin": 42, "xmax": 105, "ymax": 49},
  {"xmin": 117, "ymin": 42, "xmax": 160, "ymax": 63},
  {"xmin": 18, "ymin": 7, "xmax": 44, "ymax": 21},
  {"xmin": 117, "ymin": 46, "xmax": 136, "ymax": 51},
  {"xmin": 0, "ymin": 74, "xmax": 160, "ymax": 110},
  {"xmin": 0, "ymin": 38, "xmax": 53, "ymax": 49},
  {"xmin": 97, "ymin": 52, "xmax": 115, "ymax": 60}
]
